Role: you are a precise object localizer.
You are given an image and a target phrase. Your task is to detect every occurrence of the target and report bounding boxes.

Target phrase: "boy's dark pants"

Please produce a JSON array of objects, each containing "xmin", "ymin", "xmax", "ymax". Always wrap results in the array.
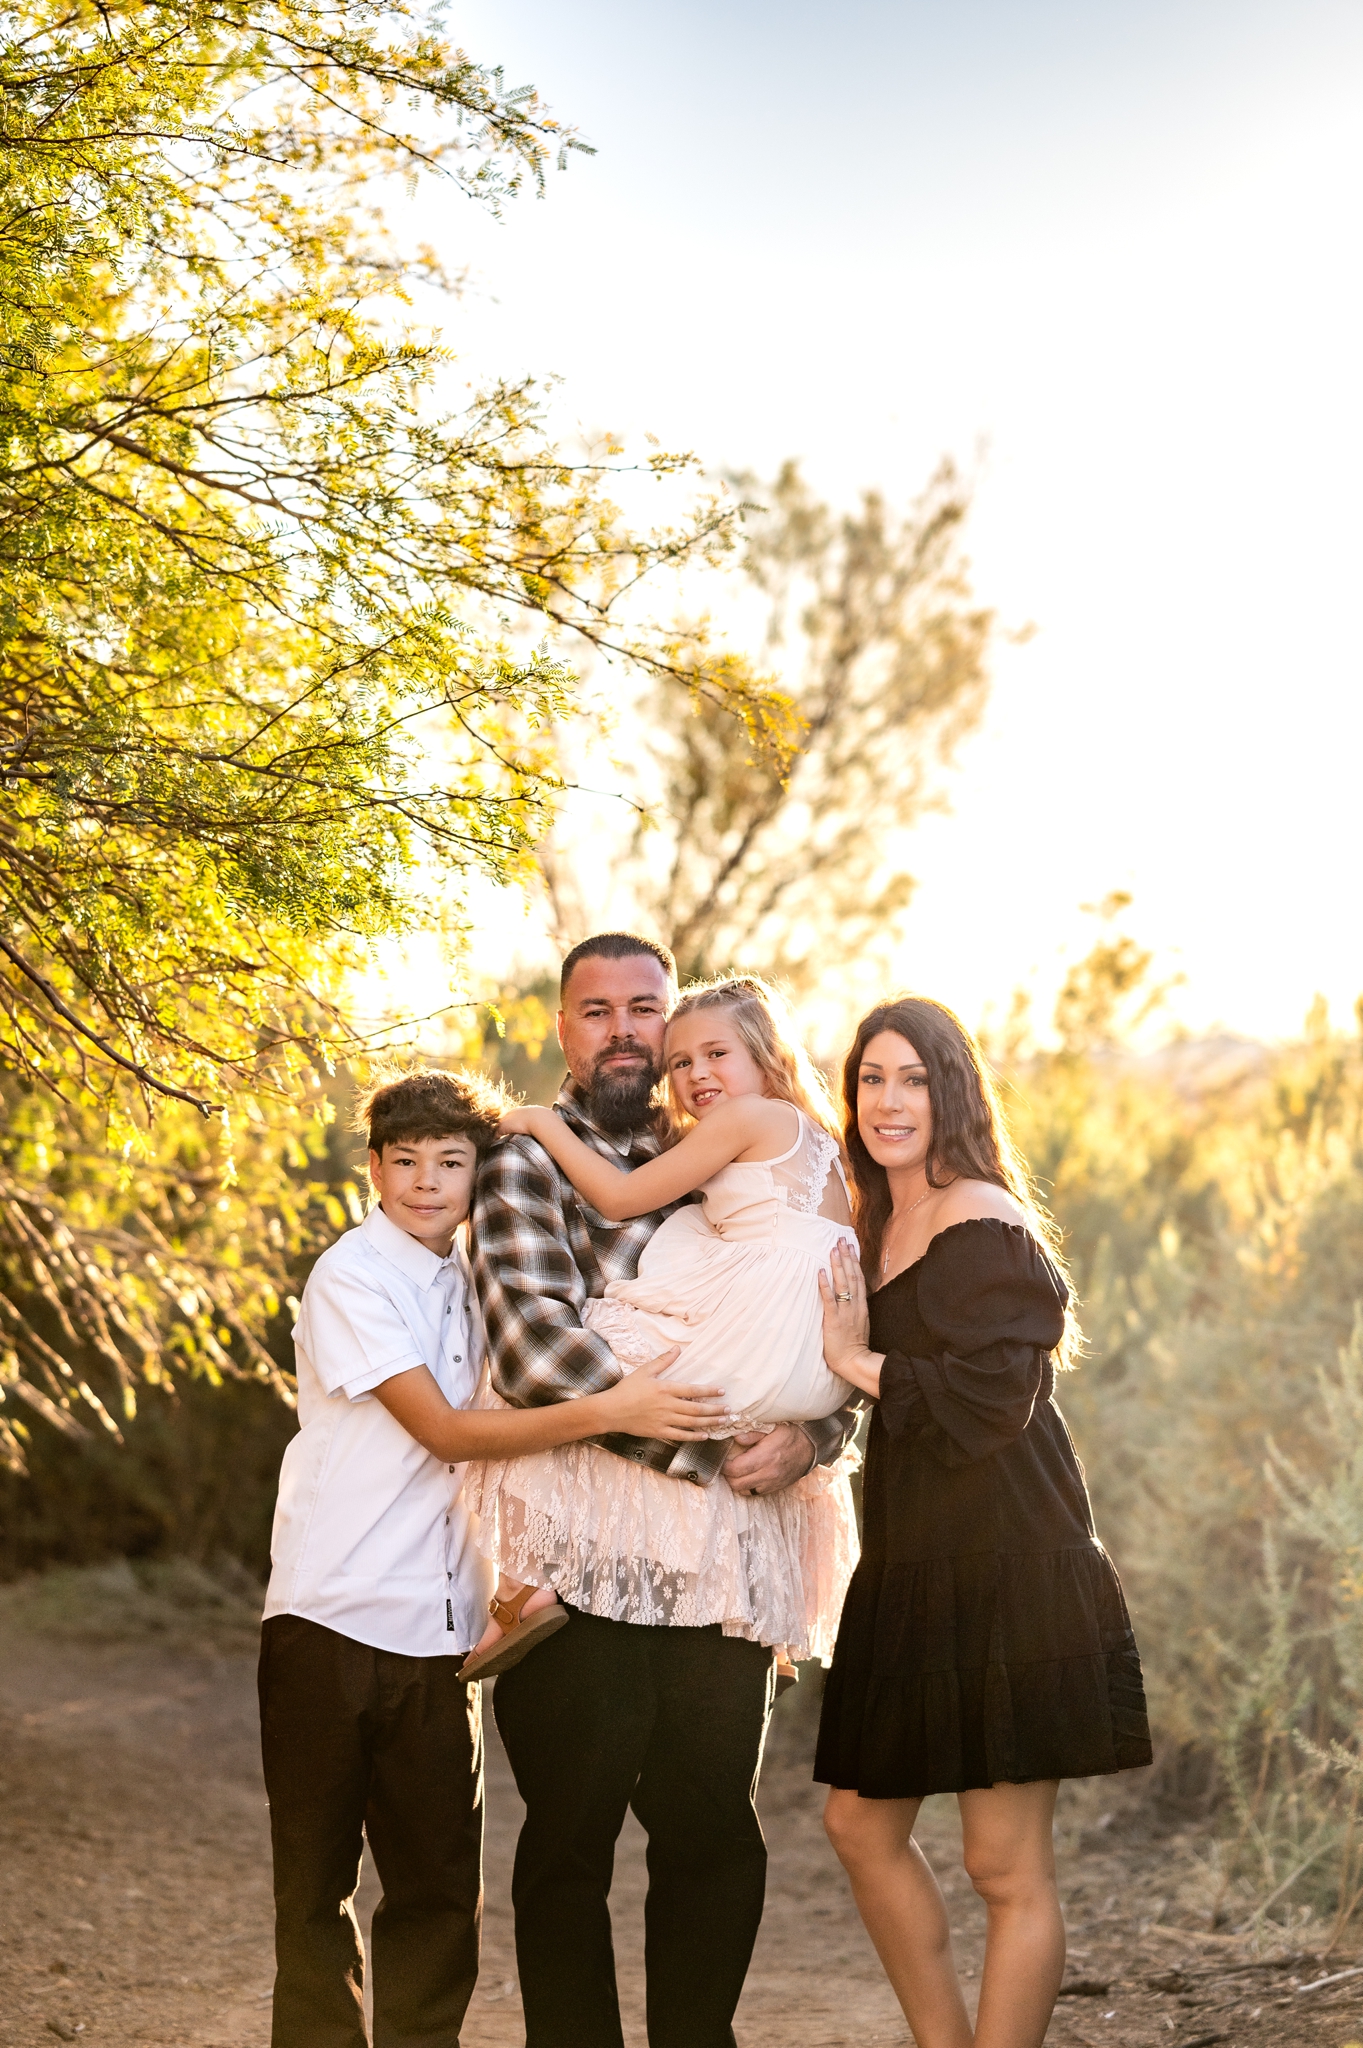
[
  {"xmin": 494, "ymin": 1606, "xmax": 773, "ymax": 2048},
  {"xmin": 258, "ymin": 1614, "xmax": 483, "ymax": 2048}
]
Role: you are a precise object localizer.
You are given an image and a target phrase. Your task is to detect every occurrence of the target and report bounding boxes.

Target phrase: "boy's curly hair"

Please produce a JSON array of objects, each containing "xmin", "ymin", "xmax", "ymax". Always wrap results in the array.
[{"xmin": 355, "ymin": 1066, "xmax": 507, "ymax": 1157}]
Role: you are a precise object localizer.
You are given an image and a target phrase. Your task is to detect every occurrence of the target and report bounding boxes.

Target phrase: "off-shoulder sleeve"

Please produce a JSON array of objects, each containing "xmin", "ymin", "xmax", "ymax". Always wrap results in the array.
[{"xmin": 879, "ymin": 1220, "xmax": 1067, "ymax": 1465}]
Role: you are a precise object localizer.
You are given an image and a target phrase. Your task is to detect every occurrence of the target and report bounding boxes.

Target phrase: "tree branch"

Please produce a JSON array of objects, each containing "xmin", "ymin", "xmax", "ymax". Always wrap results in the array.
[{"xmin": 0, "ymin": 933, "xmax": 221, "ymax": 1114}]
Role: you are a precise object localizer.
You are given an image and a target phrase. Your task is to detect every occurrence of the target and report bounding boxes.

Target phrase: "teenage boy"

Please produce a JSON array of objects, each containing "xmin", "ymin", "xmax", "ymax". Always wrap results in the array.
[{"xmin": 258, "ymin": 1068, "xmax": 724, "ymax": 2048}]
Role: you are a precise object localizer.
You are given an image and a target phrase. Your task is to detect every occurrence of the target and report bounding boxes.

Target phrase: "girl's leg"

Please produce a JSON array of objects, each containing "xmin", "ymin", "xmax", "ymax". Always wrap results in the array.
[
  {"xmin": 469, "ymin": 1575, "xmax": 558, "ymax": 1658},
  {"xmin": 958, "ymin": 1780, "xmax": 1064, "ymax": 2048},
  {"xmin": 459, "ymin": 1579, "xmax": 566, "ymax": 1682},
  {"xmin": 823, "ymin": 1789, "xmax": 973, "ymax": 2048}
]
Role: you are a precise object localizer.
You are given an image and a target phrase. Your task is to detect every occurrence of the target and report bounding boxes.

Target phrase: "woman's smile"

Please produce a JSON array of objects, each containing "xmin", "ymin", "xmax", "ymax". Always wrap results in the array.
[{"xmin": 856, "ymin": 1031, "xmax": 934, "ymax": 1172}]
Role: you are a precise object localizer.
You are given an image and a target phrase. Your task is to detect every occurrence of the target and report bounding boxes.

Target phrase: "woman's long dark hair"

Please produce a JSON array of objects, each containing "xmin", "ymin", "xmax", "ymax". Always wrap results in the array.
[{"xmin": 842, "ymin": 995, "xmax": 1077, "ymax": 1364}]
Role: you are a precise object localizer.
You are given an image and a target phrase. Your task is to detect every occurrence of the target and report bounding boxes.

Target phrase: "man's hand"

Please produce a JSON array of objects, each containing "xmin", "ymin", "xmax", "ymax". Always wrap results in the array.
[{"xmin": 722, "ymin": 1422, "xmax": 815, "ymax": 1498}]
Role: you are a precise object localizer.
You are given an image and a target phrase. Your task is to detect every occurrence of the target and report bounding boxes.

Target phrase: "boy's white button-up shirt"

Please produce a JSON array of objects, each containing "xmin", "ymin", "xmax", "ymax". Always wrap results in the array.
[{"xmin": 263, "ymin": 1203, "xmax": 493, "ymax": 1656}]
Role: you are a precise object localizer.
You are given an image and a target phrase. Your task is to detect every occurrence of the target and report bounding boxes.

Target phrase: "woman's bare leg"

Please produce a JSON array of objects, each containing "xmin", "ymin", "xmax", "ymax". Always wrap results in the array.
[
  {"xmin": 824, "ymin": 1789, "xmax": 973, "ymax": 2048},
  {"xmin": 959, "ymin": 1780, "xmax": 1064, "ymax": 2048}
]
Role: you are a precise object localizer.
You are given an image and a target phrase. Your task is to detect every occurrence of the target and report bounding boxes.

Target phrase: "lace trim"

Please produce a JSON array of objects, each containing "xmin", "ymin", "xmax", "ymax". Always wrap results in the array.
[
  {"xmin": 784, "ymin": 1117, "xmax": 841, "ymax": 1215},
  {"xmin": 467, "ymin": 1459, "xmax": 860, "ymax": 1664}
]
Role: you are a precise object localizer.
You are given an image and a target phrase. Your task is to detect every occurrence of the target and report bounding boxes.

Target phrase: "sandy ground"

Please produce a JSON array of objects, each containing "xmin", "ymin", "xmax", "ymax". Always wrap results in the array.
[{"xmin": 2, "ymin": 1568, "xmax": 1361, "ymax": 2048}]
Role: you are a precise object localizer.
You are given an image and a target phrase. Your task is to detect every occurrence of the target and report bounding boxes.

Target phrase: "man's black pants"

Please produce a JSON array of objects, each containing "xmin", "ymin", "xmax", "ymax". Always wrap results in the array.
[
  {"xmin": 258, "ymin": 1614, "xmax": 483, "ymax": 2048},
  {"xmin": 494, "ymin": 1605, "xmax": 774, "ymax": 2048}
]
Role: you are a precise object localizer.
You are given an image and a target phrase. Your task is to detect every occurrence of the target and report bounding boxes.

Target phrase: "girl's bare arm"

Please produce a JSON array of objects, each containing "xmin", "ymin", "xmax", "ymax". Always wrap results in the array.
[{"xmin": 498, "ymin": 1097, "xmax": 793, "ymax": 1218}]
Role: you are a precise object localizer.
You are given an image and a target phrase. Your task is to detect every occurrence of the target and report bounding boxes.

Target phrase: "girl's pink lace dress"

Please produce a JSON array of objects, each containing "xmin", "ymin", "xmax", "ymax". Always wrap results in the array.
[{"xmin": 465, "ymin": 1109, "xmax": 862, "ymax": 1662}]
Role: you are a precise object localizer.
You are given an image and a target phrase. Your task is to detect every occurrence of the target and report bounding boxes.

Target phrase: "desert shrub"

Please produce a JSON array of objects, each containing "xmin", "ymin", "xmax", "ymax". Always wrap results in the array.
[{"xmin": 1003, "ymin": 989, "xmax": 1363, "ymax": 1935}]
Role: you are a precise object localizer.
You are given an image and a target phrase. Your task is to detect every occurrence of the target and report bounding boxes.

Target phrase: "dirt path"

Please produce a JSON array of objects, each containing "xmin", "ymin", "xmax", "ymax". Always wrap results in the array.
[{"xmin": 1, "ymin": 1570, "xmax": 1360, "ymax": 2048}]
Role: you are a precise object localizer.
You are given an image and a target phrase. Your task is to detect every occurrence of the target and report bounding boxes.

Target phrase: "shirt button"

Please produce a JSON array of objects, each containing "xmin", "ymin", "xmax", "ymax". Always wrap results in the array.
[{"xmin": 453, "ymin": 1354, "xmax": 462, "ymax": 1363}]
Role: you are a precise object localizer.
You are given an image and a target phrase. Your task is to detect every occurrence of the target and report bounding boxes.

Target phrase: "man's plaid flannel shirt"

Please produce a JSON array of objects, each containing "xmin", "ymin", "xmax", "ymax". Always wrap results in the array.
[{"xmin": 469, "ymin": 1077, "xmax": 859, "ymax": 1485}]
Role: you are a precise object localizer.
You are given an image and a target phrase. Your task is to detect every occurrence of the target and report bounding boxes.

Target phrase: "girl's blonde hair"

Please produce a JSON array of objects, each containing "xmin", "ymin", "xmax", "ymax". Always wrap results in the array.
[{"xmin": 662, "ymin": 974, "xmax": 840, "ymax": 1141}]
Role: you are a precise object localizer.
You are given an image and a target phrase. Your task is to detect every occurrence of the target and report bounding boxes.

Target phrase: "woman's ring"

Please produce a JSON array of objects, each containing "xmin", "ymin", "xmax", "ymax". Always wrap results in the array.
[{"xmin": 836, "ymin": 1289, "xmax": 852, "ymax": 1301}]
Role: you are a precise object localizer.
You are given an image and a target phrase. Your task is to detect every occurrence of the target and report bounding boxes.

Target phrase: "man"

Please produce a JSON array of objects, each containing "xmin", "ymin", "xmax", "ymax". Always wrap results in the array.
[{"xmin": 470, "ymin": 932, "xmax": 858, "ymax": 2048}]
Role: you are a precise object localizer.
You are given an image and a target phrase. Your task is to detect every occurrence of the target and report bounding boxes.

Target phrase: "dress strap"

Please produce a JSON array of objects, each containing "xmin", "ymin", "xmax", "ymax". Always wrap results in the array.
[{"xmin": 761, "ymin": 1102, "xmax": 805, "ymax": 1167}]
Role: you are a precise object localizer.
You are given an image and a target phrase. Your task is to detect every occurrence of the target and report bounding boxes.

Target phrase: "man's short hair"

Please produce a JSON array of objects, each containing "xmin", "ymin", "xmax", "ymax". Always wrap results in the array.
[
  {"xmin": 559, "ymin": 932, "xmax": 678, "ymax": 1004},
  {"xmin": 356, "ymin": 1067, "xmax": 506, "ymax": 1157}
]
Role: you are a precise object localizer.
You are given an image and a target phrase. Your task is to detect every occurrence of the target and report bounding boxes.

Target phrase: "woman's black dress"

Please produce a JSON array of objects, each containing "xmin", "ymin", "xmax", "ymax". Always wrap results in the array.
[{"xmin": 814, "ymin": 1218, "xmax": 1151, "ymax": 1798}]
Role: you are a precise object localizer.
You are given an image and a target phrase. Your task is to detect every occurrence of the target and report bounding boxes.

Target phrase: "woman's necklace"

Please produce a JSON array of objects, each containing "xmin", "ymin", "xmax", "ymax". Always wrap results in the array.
[{"xmin": 881, "ymin": 1185, "xmax": 935, "ymax": 1277}]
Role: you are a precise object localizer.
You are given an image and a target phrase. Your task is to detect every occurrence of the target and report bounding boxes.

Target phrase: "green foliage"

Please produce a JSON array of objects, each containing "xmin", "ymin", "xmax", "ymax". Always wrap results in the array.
[
  {"xmin": 0, "ymin": 0, "xmax": 788, "ymax": 1467},
  {"xmin": 0, "ymin": 1064, "xmax": 368, "ymax": 1476},
  {"xmin": 477, "ymin": 974, "xmax": 566, "ymax": 1105},
  {"xmin": 993, "ymin": 923, "xmax": 1363, "ymax": 1934},
  {"xmin": 0, "ymin": 0, "xmax": 784, "ymax": 1110}
]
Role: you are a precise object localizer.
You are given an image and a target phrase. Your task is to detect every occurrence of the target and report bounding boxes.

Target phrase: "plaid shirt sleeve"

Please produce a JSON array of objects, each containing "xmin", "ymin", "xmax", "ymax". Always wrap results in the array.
[
  {"xmin": 468, "ymin": 1135, "xmax": 622, "ymax": 1406},
  {"xmin": 800, "ymin": 1401, "xmax": 864, "ymax": 1468}
]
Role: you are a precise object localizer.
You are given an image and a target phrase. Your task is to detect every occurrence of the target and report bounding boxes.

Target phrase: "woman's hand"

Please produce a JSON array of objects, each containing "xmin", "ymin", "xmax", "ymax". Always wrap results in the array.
[
  {"xmin": 591, "ymin": 1349, "xmax": 730, "ymax": 1442},
  {"xmin": 818, "ymin": 1243, "xmax": 885, "ymax": 1397}
]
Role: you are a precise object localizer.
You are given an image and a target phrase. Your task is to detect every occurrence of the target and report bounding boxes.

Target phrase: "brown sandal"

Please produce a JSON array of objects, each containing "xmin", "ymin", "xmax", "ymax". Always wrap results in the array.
[
  {"xmin": 459, "ymin": 1586, "xmax": 568, "ymax": 1683},
  {"xmin": 774, "ymin": 1656, "xmax": 799, "ymax": 1698}
]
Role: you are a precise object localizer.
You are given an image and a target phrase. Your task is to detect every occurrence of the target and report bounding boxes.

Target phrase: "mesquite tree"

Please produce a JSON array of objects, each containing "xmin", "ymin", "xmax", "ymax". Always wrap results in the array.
[{"xmin": 0, "ymin": 0, "xmax": 782, "ymax": 1467}]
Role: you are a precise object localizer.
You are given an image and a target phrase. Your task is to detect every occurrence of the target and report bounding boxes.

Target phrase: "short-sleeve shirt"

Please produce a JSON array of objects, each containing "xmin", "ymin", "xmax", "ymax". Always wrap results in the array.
[{"xmin": 262, "ymin": 1204, "xmax": 493, "ymax": 1655}]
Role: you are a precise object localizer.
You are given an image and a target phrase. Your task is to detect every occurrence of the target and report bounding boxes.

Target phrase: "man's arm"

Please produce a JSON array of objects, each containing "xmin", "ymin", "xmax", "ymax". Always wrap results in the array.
[{"xmin": 469, "ymin": 1135, "xmax": 622, "ymax": 1406}]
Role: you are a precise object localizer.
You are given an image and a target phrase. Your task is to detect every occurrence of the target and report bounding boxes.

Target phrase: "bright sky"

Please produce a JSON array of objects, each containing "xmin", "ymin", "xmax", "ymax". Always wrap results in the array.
[{"xmin": 427, "ymin": 0, "xmax": 1363, "ymax": 1042}]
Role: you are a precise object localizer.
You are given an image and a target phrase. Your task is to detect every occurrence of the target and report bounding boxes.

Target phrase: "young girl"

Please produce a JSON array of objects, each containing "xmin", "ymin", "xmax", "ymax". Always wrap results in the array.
[{"xmin": 460, "ymin": 976, "xmax": 861, "ymax": 1684}]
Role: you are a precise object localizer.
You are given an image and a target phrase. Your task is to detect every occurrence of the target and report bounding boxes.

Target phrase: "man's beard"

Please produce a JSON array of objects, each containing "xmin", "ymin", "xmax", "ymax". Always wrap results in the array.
[{"xmin": 585, "ymin": 1040, "xmax": 662, "ymax": 1133}]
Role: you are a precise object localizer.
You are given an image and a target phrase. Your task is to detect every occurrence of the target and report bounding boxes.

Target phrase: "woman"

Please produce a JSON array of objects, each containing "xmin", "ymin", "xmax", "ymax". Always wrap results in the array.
[{"xmin": 815, "ymin": 997, "xmax": 1151, "ymax": 2048}]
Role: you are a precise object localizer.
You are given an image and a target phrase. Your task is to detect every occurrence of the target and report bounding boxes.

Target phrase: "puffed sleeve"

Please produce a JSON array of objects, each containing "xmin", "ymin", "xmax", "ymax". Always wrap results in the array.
[{"xmin": 878, "ymin": 1221, "xmax": 1067, "ymax": 1466}]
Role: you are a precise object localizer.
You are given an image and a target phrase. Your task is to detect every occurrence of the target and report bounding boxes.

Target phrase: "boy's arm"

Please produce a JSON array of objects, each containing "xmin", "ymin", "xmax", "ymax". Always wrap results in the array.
[
  {"xmin": 500, "ymin": 1098, "xmax": 773, "ymax": 1220},
  {"xmin": 296, "ymin": 1239, "xmax": 722, "ymax": 1448},
  {"xmin": 373, "ymin": 1360, "xmax": 727, "ymax": 1459}
]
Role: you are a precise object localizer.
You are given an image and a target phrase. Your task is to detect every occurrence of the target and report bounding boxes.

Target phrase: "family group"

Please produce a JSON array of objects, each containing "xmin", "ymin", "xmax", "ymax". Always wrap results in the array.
[{"xmin": 256, "ymin": 931, "xmax": 1152, "ymax": 2048}]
